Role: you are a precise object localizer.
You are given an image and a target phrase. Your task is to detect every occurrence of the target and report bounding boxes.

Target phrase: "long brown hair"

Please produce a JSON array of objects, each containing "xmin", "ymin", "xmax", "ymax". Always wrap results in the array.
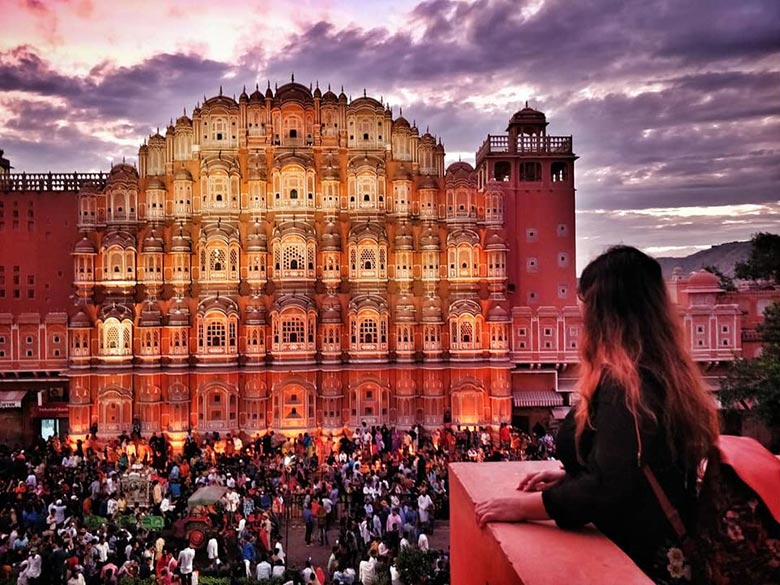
[{"xmin": 575, "ymin": 246, "xmax": 718, "ymax": 467}]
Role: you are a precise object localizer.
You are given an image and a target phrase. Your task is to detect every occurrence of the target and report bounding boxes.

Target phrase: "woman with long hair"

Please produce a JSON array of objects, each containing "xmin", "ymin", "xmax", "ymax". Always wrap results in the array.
[{"xmin": 475, "ymin": 245, "xmax": 719, "ymax": 583}]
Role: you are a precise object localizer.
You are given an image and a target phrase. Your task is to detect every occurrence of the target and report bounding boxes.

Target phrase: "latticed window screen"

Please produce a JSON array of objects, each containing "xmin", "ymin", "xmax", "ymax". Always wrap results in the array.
[
  {"xmin": 350, "ymin": 249, "xmax": 357, "ymax": 270},
  {"xmin": 282, "ymin": 243, "xmax": 305, "ymax": 271},
  {"xmin": 106, "ymin": 326, "xmax": 119, "ymax": 350},
  {"xmin": 229, "ymin": 321, "xmax": 237, "ymax": 346},
  {"xmin": 379, "ymin": 248, "xmax": 386, "ymax": 270},
  {"xmin": 461, "ymin": 320, "xmax": 474, "ymax": 344},
  {"xmin": 210, "ymin": 249, "xmax": 226, "ymax": 272},
  {"xmin": 230, "ymin": 249, "xmax": 238, "ymax": 273},
  {"xmin": 359, "ymin": 319, "xmax": 377, "ymax": 344},
  {"xmin": 360, "ymin": 248, "xmax": 376, "ymax": 271},
  {"xmin": 206, "ymin": 321, "xmax": 226, "ymax": 348},
  {"xmin": 307, "ymin": 245, "xmax": 315, "ymax": 270},
  {"xmin": 282, "ymin": 317, "xmax": 305, "ymax": 344},
  {"xmin": 122, "ymin": 328, "xmax": 131, "ymax": 350}
]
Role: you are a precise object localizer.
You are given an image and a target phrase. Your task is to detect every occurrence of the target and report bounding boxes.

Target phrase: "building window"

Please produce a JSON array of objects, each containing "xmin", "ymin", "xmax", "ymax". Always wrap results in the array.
[
  {"xmin": 206, "ymin": 321, "xmax": 225, "ymax": 348},
  {"xmin": 551, "ymin": 162, "xmax": 568, "ymax": 182},
  {"xmin": 696, "ymin": 325, "xmax": 704, "ymax": 334},
  {"xmin": 721, "ymin": 325, "xmax": 729, "ymax": 333},
  {"xmin": 544, "ymin": 328, "xmax": 552, "ymax": 336},
  {"xmin": 282, "ymin": 317, "xmax": 305, "ymax": 344},
  {"xmin": 519, "ymin": 162, "xmax": 542, "ymax": 182}
]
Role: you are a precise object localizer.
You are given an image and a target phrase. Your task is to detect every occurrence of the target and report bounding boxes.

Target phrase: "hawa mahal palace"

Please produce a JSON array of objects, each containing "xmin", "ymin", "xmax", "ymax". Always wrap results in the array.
[{"xmin": 0, "ymin": 80, "xmax": 775, "ymax": 446}]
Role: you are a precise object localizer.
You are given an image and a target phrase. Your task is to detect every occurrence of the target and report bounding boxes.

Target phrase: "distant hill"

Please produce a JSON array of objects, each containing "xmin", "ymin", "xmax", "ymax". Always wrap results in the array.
[{"xmin": 656, "ymin": 241, "xmax": 751, "ymax": 278}]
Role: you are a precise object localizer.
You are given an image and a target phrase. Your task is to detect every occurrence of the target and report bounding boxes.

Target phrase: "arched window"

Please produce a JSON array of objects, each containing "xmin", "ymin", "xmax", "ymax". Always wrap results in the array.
[
  {"xmin": 210, "ymin": 248, "xmax": 226, "ymax": 274},
  {"xmin": 451, "ymin": 314, "xmax": 481, "ymax": 351},
  {"xmin": 101, "ymin": 318, "xmax": 133, "ymax": 357},
  {"xmin": 551, "ymin": 162, "xmax": 568, "ymax": 182},
  {"xmin": 493, "ymin": 161, "xmax": 511, "ymax": 182}
]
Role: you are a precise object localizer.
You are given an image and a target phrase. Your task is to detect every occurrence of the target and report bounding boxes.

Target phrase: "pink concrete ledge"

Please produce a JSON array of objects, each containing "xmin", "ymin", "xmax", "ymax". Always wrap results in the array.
[{"xmin": 450, "ymin": 462, "xmax": 654, "ymax": 585}]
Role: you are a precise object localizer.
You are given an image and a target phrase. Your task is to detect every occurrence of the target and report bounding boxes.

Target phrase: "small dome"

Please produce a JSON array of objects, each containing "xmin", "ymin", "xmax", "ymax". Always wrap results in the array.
[
  {"xmin": 146, "ymin": 176, "xmax": 166, "ymax": 190},
  {"xmin": 313, "ymin": 85, "xmax": 322, "ymax": 98},
  {"xmin": 174, "ymin": 167, "xmax": 193, "ymax": 181},
  {"xmin": 139, "ymin": 301, "xmax": 162, "ymax": 326},
  {"xmin": 239, "ymin": 86, "xmax": 249, "ymax": 102},
  {"xmin": 393, "ymin": 164, "xmax": 412, "ymax": 181},
  {"xmin": 509, "ymin": 106, "xmax": 546, "ymax": 123},
  {"xmin": 322, "ymin": 88, "xmax": 338, "ymax": 103},
  {"xmin": 394, "ymin": 222, "xmax": 414, "ymax": 249},
  {"xmin": 265, "ymin": 84, "xmax": 274, "ymax": 99},
  {"xmin": 485, "ymin": 230, "xmax": 506, "ymax": 249},
  {"xmin": 245, "ymin": 302, "xmax": 268, "ymax": 325},
  {"xmin": 167, "ymin": 299, "xmax": 190, "ymax": 326},
  {"xmin": 143, "ymin": 231, "xmax": 164, "ymax": 253},
  {"xmin": 171, "ymin": 227, "xmax": 192, "ymax": 252},
  {"xmin": 322, "ymin": 165, "xmax": 340, "ymax": 181},
  {"xmin": 249, "ymin": 86, "xmax": 264, "ymax": 102},
  {"xmin": 394, "ymin": 295, "xmax": 416, "ymax": 322},
  {"xmin": 487, "ymin": 303, "xmax": 510, "ymax": 322},
  {"xmin": 422, "ymin": 295, "xmax": 443, "ymax": 322},
  {"xmin": 688, "ymin": 269, "xmax": 721, "ymax": 289},
  {"xmin": 74, "ymin": 237, "xmax": 96, "ymax": 254},
  {"xmin": 420, "ymin": 225, "xmax": 440, "ymax": 249},
  {"xmin": 69, "ymin": 308, "xmax": 92, "ymax": 328},
  {"xmin": 338, "ymin": 89, "xmax": 348, "ymax": 103},
  {"xmin": 394, "ymin": 116, "xmax": 410, "ymax": 130},
  {"xmin": 321, "ymin": 223, "xmax": 342, "ymax": 251},
  {"xmin": 417, "ymin": 175, "xmax": 438, "ymax": 190},
  {"xmin": 246, "ymin": 224, "xmax": 267, "ymax": 251},
  {"xmin": 320, "ymin": 295, "xmax": 342, "ymax": 323}
]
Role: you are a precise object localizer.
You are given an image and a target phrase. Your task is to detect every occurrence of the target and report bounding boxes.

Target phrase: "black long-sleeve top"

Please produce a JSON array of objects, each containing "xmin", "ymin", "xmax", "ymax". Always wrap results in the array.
[{"xmin": 542, "ymin": 375, "xmax": 697, "ymax": 582}]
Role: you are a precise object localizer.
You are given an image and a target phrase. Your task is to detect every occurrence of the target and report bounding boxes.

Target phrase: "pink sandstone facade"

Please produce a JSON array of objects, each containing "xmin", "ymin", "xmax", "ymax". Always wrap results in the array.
[{"xmin": 0, "ymin": 81, "xmax": 776, "ymax": 445}]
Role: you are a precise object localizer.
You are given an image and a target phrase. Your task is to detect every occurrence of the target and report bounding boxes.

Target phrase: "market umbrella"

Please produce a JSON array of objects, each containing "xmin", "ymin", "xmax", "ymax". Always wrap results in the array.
[{"xmin": 187, "ymin": 485, "xmax": 228, "ymax": 507}]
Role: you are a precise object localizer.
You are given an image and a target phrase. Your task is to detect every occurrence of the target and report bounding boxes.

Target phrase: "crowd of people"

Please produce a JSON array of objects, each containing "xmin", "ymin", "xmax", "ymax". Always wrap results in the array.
[{"xmin": 0, "ymin": 418, "xmax": 556, "ymax": 585}]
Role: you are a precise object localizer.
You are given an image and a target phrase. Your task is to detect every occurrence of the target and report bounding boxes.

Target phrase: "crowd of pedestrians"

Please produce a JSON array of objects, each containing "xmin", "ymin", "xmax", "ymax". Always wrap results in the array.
[{"xmin": 0, "ymin": 419, "xmax": 555, "ymax": 585}]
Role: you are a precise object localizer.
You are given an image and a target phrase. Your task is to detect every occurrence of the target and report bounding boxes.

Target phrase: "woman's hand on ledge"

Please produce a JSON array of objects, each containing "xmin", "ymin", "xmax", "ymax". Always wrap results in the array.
[
  {"xmin": 517, "ymin": 466, "xmax": 565, "ymax": 492},
  {"xmin": 475, "ymin": 491, "xmax": 549, "ymax": 528}
]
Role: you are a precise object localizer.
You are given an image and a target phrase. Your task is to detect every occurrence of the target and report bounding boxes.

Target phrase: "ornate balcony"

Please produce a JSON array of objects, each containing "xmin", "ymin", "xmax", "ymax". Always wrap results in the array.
[{"xmin": 477, "ymin": 134, "xmax": 574, "ymax": 161}]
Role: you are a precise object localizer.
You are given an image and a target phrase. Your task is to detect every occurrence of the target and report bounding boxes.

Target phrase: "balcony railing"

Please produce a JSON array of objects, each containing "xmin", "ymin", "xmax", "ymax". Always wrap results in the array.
[
  {"xmin": 0, "ymin": 172, "xmax": 108, "ymax": 192},
  {"xmin": 477, "ymin": 134, "xmax": 574, "ymax": 160},
  {"xmin": 450, "ymin": 461, "xmax": 653, "ymax": 585}
]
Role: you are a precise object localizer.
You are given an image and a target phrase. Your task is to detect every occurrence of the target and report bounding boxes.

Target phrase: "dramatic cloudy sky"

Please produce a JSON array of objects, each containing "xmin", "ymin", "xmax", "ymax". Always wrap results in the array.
[{"xmin": 1, "ymin": 0, "xmax": 778, "ymax": 270}]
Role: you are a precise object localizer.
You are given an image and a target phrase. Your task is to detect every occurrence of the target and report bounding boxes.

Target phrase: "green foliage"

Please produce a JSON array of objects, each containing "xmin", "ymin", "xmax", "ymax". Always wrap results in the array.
[
  {"xmin": 395, "ymin": 546, "xmax": 438, "ymax": 584},
  {"xmin": 734, "ymin": 232, "xmax": 780, "ymax": 283},
  {"xmin": 721, "ymin": 302, "xmax": 780, "ymax": 429},
  {"xmin": 703, "ymin": 264, "xmax": 736, "ymax": 291}
]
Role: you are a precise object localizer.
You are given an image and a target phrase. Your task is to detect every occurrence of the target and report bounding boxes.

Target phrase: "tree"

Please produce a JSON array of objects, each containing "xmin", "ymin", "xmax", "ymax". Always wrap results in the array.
[
  {"xmin": 720, "ymin": 302, "xmax": 780, "ymax": 444},
  {"xmin": 734, "ymin": 232, "xmax": 780, "ymax": 284},
  {"xmin": 703, "ymin": 264, "xmax": 736, "ymax": 292}
]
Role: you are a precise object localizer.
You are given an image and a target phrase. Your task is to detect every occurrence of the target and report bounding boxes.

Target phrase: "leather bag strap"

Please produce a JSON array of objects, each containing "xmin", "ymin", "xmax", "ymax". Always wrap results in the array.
[{"xmin": 642, "ymin": 465, "xmax": 689, "ymax": 543}]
